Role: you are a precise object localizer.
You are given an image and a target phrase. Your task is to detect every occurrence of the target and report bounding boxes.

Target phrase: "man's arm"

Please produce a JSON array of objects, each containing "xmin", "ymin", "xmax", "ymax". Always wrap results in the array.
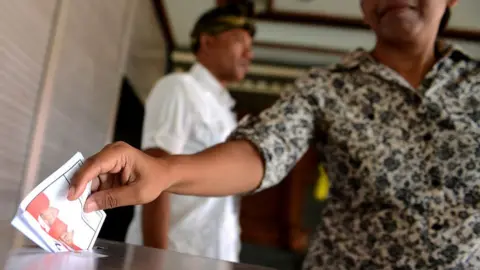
[
  {"xmin": 142, "ymin": 148, "xmax": 170, "ymax": 249},
  {"xmin": 142, "ymin": 192, "xmax": 169, "ymax": 248},
  {"xmin": 138, "ymin": 77, "xmax": 192, "ymax": 248}
]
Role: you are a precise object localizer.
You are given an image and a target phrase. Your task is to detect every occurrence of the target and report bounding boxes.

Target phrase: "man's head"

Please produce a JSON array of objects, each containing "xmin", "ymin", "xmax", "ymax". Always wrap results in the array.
[
  {"xmin": 40, "ymin": 207, "xmax": 59, "ymax": 225},
  {"xmin": 191, "ymin": 3, "xmax": 256, "ymax": 83},
  {"xmin": 60, "ymin": 230, "xmax": 74, "ymax": 246}
]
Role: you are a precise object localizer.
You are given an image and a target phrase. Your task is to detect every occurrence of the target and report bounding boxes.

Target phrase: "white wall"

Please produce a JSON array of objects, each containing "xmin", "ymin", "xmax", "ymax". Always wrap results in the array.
[
  {"xmin": 1, "ymin": 0, "xmax": 140, "ymax": 251},
  {"xmin": 125, "ymin": 0, "xmax": 168, "ymax": 102},
  {"xmin": 164, "ymin": 0, "xmax": 216, "ymax": 46},
  {"xmin": 0, "ymin": 0, "xmax": 58, "ymax": 222},
  {"xmin": 35, "ymin": 0, "xmax": 135, "ymax": 182}
]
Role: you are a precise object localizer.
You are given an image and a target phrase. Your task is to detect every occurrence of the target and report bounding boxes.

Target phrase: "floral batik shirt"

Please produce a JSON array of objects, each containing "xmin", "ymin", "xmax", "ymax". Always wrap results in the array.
[{"xmin": 230, "ymin": 44, "xmax": 480, "ymax": 269}]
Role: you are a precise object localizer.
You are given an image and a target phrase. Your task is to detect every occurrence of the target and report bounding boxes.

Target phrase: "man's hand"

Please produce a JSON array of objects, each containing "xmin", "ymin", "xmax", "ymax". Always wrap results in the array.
[{"xmin": 67, "ymin": 142, "xmax": 174, "ymax": 212}]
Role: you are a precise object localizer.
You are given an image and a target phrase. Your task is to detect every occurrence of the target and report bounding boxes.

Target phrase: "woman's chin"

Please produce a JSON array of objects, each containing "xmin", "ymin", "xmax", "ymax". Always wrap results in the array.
[
  {"xmin": 379, "ymin": 25, "xmax": 423, "ymax": 44},
  {"xmin": 378, "ymin": 14, "xmax": 424, "ymax": 41}
]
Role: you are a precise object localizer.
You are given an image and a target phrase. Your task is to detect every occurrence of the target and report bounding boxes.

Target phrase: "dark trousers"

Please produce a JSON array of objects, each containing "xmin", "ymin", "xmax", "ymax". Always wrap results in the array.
[{"xmin": 98, "ymin": 206, "xmax": 134, "ymax": 242}]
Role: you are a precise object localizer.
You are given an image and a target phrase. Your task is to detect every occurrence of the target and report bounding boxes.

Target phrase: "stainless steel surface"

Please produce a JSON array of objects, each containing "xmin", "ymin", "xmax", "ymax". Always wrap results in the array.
[{"xmin": 0, "ymin": 223, "xmax": 273, "ymax": 270}]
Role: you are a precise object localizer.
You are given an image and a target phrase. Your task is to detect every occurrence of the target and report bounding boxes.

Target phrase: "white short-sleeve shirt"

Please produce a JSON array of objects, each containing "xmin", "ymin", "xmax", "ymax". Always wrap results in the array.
[{"xmin": 125, "ymin": 63, "xmax": 240, "ymax": 262}]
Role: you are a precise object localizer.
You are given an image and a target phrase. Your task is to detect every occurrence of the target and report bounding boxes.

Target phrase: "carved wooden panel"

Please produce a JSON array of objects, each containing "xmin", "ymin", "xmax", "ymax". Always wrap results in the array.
[
  {"xmin": 233, "ymin": 90, "xmax": 320, "ymax": 253},
  {"xmin": 240, "ymin": 146, "xmax": 318, "ymax": 252}
]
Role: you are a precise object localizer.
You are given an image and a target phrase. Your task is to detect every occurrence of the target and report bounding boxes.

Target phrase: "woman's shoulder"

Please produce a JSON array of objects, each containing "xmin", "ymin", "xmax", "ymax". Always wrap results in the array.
[
  {"xmin": 302, "ymin": 48, "xmax": 369, "ymax": 77},
  {"xmin": 438, "ymin": 41, "xmax": 479, "ymax": 69},
  {"xmin": 294, "ymin": 49, "xmax": 368, "ymax": 90}
]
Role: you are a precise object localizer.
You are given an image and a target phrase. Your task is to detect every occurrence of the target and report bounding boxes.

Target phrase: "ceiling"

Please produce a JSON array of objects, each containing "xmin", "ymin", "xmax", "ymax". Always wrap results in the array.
[
  {"xmin": 126, "ymin": 0, "xmax": 479, "ymax": 102},
  {"xmin": 158, "ymin": 0, "xmax": 480, "ymax": 67}
]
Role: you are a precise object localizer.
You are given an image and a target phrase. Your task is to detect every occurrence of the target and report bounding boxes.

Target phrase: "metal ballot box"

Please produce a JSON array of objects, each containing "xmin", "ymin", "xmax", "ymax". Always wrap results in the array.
[{"xmin": 1, "ymin": 223, "xmax": 273, "ymax": 270}]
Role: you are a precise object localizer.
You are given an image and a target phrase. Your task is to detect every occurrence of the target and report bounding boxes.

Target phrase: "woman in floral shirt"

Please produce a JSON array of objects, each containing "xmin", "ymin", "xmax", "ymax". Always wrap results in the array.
[{"xmin": 70, "ymin": 0, "xmax": 480, "ymax": 268}]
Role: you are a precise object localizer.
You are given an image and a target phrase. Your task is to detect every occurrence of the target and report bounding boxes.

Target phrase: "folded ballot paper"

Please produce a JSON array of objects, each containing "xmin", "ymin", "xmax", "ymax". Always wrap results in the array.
[{"xmin": 11, "ymin": 152, "xmax": 106, "ymax": 253}]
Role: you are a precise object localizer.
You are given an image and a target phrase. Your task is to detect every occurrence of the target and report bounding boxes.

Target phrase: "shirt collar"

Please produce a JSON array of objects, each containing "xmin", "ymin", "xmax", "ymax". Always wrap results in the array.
[
  {"xmin": 330, "ymin": 41, "xmax": 472, "ymax": 72},
  {"xmin": 328, "ymin": 41, "xmax": 474, "ymax": 91},
  {"xmin": 190, "ymin": 63, "xmax": 236, "ymax": 109}
]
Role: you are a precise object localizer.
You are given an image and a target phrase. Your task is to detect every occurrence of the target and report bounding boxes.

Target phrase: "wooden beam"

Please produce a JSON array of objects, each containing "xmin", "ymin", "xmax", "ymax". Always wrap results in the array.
[
  {"xmin": 256, "ymin": 10, "xmax": 480, "ymax": 41},
  {"xmin": 151, "ymin": 0, "xmax": 175, "ymax": 49},
  {"xmin": 151, "ymin": 0, "xmax": 175, "ymax": 72},
  {"xmin": 257, "ymin": 11, "xmax": 368, "ymax": 30},
  {"xmin": 217, "ymin": 0, "xmax": 479, "ymax": 41},
  {"xmin": 442, "ymin": 28, "xmax": 480, "ymax": 41},
  {"xmin": 266, "ymin": 0, "xmax": 273, "ymax": 12},
  {"xmin": 254, "ymin": 41, "xmax": 347, "ymax": 56}
]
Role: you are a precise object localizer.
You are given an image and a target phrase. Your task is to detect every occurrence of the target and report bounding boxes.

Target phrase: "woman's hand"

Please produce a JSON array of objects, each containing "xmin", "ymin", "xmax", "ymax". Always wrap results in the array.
[
  {"xmin": 68, "ymin": 139, "xmax": 265, "ymax": 212},
  {"xmin": 67, "ymin": 142, "xmax": 174, "ymax": 212}
]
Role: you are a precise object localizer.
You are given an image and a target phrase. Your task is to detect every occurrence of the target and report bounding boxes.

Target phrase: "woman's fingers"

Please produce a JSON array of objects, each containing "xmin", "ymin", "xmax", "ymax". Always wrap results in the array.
[{"xmin": 68, "ymin": 142, "xmax": 130, "ymax": 200}]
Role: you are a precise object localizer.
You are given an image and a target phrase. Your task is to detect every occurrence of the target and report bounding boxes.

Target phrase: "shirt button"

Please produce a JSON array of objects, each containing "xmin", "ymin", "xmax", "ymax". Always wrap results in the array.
[
  {"xmin": 423, "ymin": 133, "xmax": 433, "ymax": 141},
  {"xmin": 431, "ymin": 223, "xmax": 443, "ymax": 231},
  {"xmin": 413, "ymin": 95, "xmax": 422, "ymax": 106}
]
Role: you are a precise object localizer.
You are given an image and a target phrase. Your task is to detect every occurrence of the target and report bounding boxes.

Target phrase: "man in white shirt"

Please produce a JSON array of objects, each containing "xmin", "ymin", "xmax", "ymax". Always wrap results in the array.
[{"xmin": 125, "ymin": 3, "xmax": 255, "ymax": 262}]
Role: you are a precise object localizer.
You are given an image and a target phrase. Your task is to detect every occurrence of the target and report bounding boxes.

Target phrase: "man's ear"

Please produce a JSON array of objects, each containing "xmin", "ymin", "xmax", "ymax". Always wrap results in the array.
[
  {"xmin": 447, "ymin": 0, "xmax": 459, "ymax": 8},
  {"xmin": 359, "ymin": 0, "xmax": 369, "ymax": 25},
  {"xmin": 199, "ymin": 34, "xmax": 214, "ymax": 53}
]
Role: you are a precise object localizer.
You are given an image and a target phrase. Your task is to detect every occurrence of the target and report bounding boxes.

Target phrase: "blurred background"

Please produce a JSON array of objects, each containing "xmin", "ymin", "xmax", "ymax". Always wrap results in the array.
[{"xmin": 1, "ymin": 0, "xmax": 478, "ymax": 269}]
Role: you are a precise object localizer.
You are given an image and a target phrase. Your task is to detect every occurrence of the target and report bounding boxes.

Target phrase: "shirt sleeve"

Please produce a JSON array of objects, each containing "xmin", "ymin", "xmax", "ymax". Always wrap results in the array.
[
  {"xmin": 142, "ymin": 77, "xmax": 193, "ymax": 154},
  {"xmin": 229, "ymin": 77, "xmax": 320, "ymax": 192}
]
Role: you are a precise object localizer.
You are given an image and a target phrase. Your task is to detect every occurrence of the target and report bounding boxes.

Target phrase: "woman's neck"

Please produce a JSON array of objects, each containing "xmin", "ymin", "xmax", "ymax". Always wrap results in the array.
[{"xmin": 371, "ymin": 39, "xmax": 438, "ymax": 88}]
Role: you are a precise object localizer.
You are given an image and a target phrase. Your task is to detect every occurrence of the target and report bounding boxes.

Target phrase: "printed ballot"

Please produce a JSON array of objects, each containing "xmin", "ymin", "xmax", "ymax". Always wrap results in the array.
[{"xmin": 11, "ymin": 153, "xmax": 106, "ymax": 253}]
